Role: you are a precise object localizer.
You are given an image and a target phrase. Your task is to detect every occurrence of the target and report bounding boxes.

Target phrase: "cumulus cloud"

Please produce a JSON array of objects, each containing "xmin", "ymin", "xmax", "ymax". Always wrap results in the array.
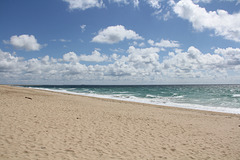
[
  {"xmin": 161, "ymin": 46, "xmax": 227, "ymax": 79},
  {"xmin": 148, "ymin": 39, "xmax": 180, "ymax": 48},
  {"xmin": 0, "ymin": 46, "xmax": 162, "ymax": 83},
  {"xmin": 127, "ymin": 46, "xmax": 160, "ymax": 65},
  {"xmin": 92, "ymin": 25, "xmax": 144, "ymax": 44},
  {"xmin": 63, "ymin": 50, "xmax": 109, "ymax": 63},
  {"xmin": 214, "ymin": 47, "xmax": 240, "ymax": 66},
  {"xmin": 79, "ymin": 50, "xmax": 109, "ymax": 62},
  {"xmin": 0, "ymin": 49, "xmax": 22, "ymax": 72},
  {"xmin": 63, "ymin": 52, "xmax": 79, "ymax": 62},
  {"xmin": 4, "ymin": 34, "xmax": 42, "ymax": 51},
  {"xmin": 173, "ymin": 0, "xmax": 240, "ymax": 42},
  {"xmin": 105, "ymin": 46, "xmax": 161, "ymax": 78},
  {"xmin": 63, "ymin": 0, "xmax": 104, "ymax": 10},
  {"xmin": 1, "ymin": 46, "xmax": 240, "ymax": 84}
]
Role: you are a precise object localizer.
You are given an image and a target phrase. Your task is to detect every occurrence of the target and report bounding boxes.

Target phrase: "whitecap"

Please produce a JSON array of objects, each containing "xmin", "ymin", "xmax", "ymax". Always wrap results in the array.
[
  {"xmin": 232, "ymin": 94, "xmax": 240, "ymax": 98},
  {"xmin": 146, "ymin": 94, "xmax": 156, "ymax": 98}
]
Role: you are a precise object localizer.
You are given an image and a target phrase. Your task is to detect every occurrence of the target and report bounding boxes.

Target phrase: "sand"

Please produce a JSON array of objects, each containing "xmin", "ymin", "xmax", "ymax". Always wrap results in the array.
[{"xmin": 0, "ymin": 85, "xmax": 240, "ymax": 160}]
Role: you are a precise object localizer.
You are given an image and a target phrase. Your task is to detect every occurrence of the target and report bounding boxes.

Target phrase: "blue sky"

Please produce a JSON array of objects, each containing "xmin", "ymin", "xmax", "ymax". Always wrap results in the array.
[{"xmin": 0, "ymin": 0, "xmax": 240, "ymax": 84}]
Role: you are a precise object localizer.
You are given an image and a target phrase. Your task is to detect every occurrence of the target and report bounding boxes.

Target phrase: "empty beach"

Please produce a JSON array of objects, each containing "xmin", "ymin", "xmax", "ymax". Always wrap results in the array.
[{"xmin": 1, "ymin": 85, "xmax": 240, "ymax": 160}]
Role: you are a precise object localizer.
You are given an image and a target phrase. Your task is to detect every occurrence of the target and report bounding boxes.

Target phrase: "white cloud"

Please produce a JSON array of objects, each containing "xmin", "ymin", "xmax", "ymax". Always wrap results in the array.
[
  {"xmin": 51, "ymin": 39, "xmax": 71, "ymax": 42},
  {"xmin": 1, "ymin": 46, "xmax": 240, "ymax": 84},
  {"xmin": 63, "ymin": 0, "xmax": 104, "ymax": 10},
  {"xmin": 193, "ymin": 0, "xmax": 212, "ymax": 3},
  {"xmin": 138, "ymin": 42, "xmax": 145, "ymax": 47},
  {"xmin": 79, "ymin": 50, "xmax": 109, "ymax": 62},
  {"xmin": 131, "ymin": 41, "xmax": 145, "ymax": 47},
  {"xmin": 163, "ymin": 11, "xmax": 171, "ymax": 21},
  {"xmin": 63, "ymin": 50, "xmax": 109, "ymax": 63},
  {"xmin": 92, "ymin": 25, "xmax": 143, "ymax": 44},
  {"xmin": 146, "ymin": 0, "xmax": 176, "ymax": 20},
  {"xmin": 148, "ymin": 39, "xmax": 180, "ymax": 48},
  {"xmin": 133, "ymin": 0, "xmax": 139, "ymax": 7},
  {"xmin": 161, "ymin": 46, "xmax": 226, "ymax": 79},
  {"xmin": 110, "ymin": 48, "xmax": 125, "ymax": 53},
  {"xmin": 63, "ymin": 52, "xmax": 79, "ymax": 62},
  {"xmin": 146, "ymin": 0, "xmax": 161, "ymax": 9},
  {"xmin": 214, "ymin": 47, "xmax": 240, "ymax": 55},
  {"xmin": 0, "ymin": 49, "xmax": 22, "ymax": 72},
  {"xmin": 64, "ymin": 62, "xmax": 88, "ymax": 75},
  {"xmin": 59, "ymin": 39, "xmax": 71, "ymax": 42},
  {"xmin": 127, "ymin": 46, "xmax": 160, "ymax": 65},
  {"xmin": 111, "ymin": 53, "xmax": 120, "ymax": 60},
  {"xmin": 220, "ymin": 0, "xmax": 240, "ymax": 4},
  {"xmin": 110, "ymin": 0, "xmax": 128, "ymax": 5},
  {"xmin": 63, "ymin": 0, "xmax": 139, "ymax": 10},
  {"xmin": 173, "ymin": 0, "xmax": 240, "ymax": 42},
  {"xmin": 4, "ymin": 34, "xmax": 42, "ymax": 51},
  {"xmin": 148, "ymin": 39, "xmax": 155, "ymax": 46},
  {"xmin": 214, "ymin": 47, "xmax": 240, "ymax": 66},
  {"xmin": 110, "ymin": 0, "xmax": 139, "ymax": 7},
  {"xmin": 80, "ymin": 24, "xmax": 86, "ymax": 32},
  {"xmin": 105, "ymin": 46, "xmax": 161, "ymax": 78}
]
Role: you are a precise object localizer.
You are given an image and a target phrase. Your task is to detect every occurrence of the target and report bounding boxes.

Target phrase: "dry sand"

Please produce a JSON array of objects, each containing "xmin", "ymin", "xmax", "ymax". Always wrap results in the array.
[{"xmin": 0, "ymin": 85, "xmax": 240, "ymax": 160}]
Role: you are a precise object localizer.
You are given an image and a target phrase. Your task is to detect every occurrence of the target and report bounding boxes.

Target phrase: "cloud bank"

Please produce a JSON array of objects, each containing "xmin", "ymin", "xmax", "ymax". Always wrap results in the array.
[{"xmin": 1, "ymin": 45, "xmax": 240, "ymax": 84}]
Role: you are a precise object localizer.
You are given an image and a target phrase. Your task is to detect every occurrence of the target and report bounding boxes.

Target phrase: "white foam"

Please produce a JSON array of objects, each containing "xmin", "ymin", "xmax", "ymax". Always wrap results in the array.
[
  {"xmin": 146, "ymin": 94, "xmax": 156, "ymax": 98},
  {"xmin": 174, "ymin": 95, "xmax": 184, "ymax": 98},
  {"xmin": 29, "ymin": 87, "xmax": 240, "ymax": 115},
  {"xmin": 232, "ymin": 94, "xmax": 240, "ymax": 98}
]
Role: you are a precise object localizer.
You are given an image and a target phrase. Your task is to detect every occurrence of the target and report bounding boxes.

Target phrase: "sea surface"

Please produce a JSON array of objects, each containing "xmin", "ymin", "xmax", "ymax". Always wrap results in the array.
[{"xmin": 23, "ymin": 85, "xmax": 240, "ymax": 114}]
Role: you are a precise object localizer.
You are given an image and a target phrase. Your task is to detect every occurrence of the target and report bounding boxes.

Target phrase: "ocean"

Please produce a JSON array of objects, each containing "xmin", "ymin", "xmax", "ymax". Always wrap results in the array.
[{"xmin": 24, "ymin": 85, "xmax": 240, "ymax": 114}]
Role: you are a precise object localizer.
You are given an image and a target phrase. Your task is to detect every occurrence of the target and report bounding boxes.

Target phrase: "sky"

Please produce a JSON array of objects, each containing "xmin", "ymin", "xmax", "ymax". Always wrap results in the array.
[{"xmin": 0, "ymin": 0, "xmax": 240, "ymax": 85}]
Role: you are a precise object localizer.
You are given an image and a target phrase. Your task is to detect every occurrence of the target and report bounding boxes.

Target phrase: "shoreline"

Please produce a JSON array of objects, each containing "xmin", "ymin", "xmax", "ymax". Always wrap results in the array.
[
  {"xmin": 20, "ymin": 85, "xmax": 240, "ymax": 115},
  {"xmin": 1, "ymin": 85, "xmax": 240, "ymax": 159}
]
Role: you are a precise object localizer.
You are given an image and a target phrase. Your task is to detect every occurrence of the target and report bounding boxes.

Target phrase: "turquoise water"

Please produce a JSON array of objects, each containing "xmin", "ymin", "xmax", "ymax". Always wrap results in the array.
[{"xmin": 25, "ymin": 85, "xmax": 240, "ymax": 114}]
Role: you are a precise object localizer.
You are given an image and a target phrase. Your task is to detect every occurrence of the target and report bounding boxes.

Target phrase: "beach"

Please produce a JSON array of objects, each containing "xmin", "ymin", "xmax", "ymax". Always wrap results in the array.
[{"xmin": 0, "ymin": 85, "xmax": 240, "ymax": 160}]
